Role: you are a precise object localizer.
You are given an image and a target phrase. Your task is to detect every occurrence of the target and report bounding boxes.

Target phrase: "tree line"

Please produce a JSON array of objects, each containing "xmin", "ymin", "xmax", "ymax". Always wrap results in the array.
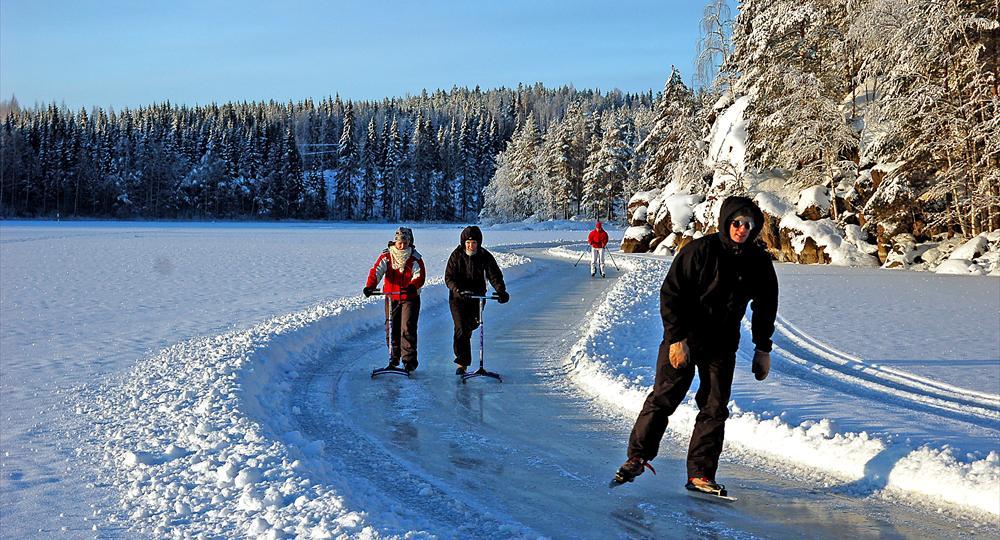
[{"xmin": 0, "ymin": 85, "xmax": 653, "ymax": 221}]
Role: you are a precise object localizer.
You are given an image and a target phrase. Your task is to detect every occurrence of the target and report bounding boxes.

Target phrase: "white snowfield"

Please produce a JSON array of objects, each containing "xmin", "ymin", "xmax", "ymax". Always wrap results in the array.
[{"xmin": 1, "ymin": 222, "xmax": 998, "ymax": 538}]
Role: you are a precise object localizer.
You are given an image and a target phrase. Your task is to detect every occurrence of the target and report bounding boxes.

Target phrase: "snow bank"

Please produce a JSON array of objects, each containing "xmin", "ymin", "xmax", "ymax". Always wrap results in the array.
[
  {"xmin": 80, "ymin": 253, "xmax": 536, "ymax": 538},
  {"xmin": 548, "ymin": 247, "xmax": 999, "ymax": 518}
]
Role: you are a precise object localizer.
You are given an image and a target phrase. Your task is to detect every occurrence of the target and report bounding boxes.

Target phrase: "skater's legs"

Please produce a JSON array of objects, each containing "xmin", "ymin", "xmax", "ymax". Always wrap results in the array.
[
  {"xmin": 399, "ymin": 297, "xmax": 420, "ymax": 370},
  {"xmin": 449, "ymin": 298, "xmax": 478, "ymax": 367},
  {"xmin": 384, "ymin": 300, "xmax": 402, "ymax": 364},
  {"xmin": 627, "ymin": 340, "xmax": 695, "ymax": 460}
]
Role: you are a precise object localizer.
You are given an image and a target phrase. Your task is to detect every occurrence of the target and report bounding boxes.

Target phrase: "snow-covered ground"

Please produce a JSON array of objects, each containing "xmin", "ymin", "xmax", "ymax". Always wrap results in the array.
[{"xmin": 1, "ymin": 221, "xmax": 997, "ymax": 538}]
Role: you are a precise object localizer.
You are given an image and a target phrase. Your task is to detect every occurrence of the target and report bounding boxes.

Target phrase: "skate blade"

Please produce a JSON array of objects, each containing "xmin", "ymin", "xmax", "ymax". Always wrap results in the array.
[{"xmin": 685, "ymin": 485, "xmax": 737, "ymax": 502}]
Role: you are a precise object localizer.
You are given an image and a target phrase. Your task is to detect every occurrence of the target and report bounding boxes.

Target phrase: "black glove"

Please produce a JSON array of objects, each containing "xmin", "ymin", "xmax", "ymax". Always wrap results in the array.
[
  {"xmin": 363, "ymin": 286, "xmax": 377, "ymax": 297},
  {"xmin": 460, "ymin": 290, "xmax": 475, "ymax": 298},
  {"xmin": 405, "ymin": 285, "xmax": 418, "ymax": 295},
  {"xmin": 496, "ymin": 290, "xmax": 510, "ymax": 304}
]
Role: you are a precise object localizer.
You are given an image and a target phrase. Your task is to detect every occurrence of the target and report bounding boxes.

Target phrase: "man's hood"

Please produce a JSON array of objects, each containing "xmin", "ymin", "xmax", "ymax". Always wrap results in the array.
[{"xmin": 717, "ymin": 196, "xmax": 764, "ymax": 250}]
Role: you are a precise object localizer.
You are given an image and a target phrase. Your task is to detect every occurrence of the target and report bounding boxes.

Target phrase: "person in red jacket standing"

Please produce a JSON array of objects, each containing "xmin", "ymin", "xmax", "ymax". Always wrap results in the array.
[
  {"xmin": 588, "ymin": 220, "xmax": 610, "ymax": 277},
  {"xmin": 363, "ymin": 227, "xmax": 426, "ymax": 373}
]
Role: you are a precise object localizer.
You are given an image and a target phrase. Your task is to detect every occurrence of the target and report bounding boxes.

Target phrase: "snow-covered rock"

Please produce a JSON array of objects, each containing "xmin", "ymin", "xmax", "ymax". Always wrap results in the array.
[
  {"xmin": 796, "ymin": 186, "xmax": 831, "ymax": 220},
  {"xmin": 620, "ymin": 225, "xmax": 654, "ymax": 253}
]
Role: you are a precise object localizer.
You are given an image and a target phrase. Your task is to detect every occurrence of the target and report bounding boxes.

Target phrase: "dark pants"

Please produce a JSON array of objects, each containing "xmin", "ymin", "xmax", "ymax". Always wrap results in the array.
[
  {"xmin": 385, "ymin": 296, "xmax": 420, "ymax": 370},
  {"xmin": 449, "ymin": 296, "xmax": 481, "ymax": 367},
  {"xmin": 627, "ymin": 340, "xmax": 736, "ymax": 480}
]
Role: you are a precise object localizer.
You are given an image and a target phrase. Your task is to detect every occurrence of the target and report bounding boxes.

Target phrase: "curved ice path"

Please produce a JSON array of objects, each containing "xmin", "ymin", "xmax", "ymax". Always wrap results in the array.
[{"xmin": 79, "ymin": 247, "xmax": 998, "ymax": 538}]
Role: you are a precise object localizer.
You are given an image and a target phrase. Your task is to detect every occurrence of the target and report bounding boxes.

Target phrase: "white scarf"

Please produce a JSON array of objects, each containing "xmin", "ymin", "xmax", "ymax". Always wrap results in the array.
[{"xmin": 389, "ymin": 245, "xmax": 412, "ymax": 270}]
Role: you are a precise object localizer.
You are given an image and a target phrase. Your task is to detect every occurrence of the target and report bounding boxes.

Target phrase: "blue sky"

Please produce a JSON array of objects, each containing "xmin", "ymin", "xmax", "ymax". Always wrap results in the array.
[{"xmin": 1, "ymin": 1, "xmax": 715, "ymax": 110}]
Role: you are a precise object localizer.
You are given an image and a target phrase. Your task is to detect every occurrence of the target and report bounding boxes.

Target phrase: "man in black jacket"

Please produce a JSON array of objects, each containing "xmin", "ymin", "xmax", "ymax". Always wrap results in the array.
[
  {"xmin": 444, "ymin": 226, "xmax": 510, "ymax": 375},
  {"xmin": 615, "ymin": 196, "xmax": 778, "ymax": 494}
]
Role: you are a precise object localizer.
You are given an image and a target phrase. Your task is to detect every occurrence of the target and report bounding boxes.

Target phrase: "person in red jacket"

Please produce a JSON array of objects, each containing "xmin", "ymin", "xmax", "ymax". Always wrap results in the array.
[
  {"xmin": 363, "ymin": 227, "xmax": 426, "ymax": 372},
  {"xmin": 588, "ymin": 220, "xmax": 610, "ymax": 277}
]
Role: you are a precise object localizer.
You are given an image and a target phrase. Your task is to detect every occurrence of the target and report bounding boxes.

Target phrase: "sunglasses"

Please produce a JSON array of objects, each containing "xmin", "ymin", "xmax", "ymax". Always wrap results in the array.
[{"xmin": 731, "ymin": 219, "xmax": 754, "ymax": 230}]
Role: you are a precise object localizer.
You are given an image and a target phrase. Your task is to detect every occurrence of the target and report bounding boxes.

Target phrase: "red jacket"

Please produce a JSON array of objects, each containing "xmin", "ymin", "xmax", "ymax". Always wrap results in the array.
[
  {"xmin": 365, "ymin": 248, "xmax": 426, "ymax": 301},
  {"xmin": 588, "ymin": 228, "xmax": 609, "ymax": 248}
]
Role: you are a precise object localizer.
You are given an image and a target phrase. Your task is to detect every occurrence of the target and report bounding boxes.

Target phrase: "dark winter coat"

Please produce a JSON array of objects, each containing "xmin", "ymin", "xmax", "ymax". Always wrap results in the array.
[
  {"xmin": 444, "ymin": 226, "xmax": 507, "ymax": 297},
  {"xmin": 660, "ymin": 196, "xmax": 778, "ymax": 353}
]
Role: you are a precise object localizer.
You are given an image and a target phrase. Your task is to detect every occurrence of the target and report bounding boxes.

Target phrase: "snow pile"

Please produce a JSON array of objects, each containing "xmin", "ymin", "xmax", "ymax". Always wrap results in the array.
[
  {"xmin": 549, "ymin": 247, "xmax": 1000, "ymax": 517},
  {"xmin": 937, "ymin": 232, "xmax": 999, "ymax": 276},
  {"xmin": 884, "ymin": 231, "xmax": 1000, "ymax": 275},
  {"xmin": 79, "ymin": 253, "xmax": 534, "ymax": 538}
]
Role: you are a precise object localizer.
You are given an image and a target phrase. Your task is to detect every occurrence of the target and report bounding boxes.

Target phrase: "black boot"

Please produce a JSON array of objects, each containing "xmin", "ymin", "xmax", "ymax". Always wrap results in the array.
[{"xmin": 614, "ymin": 456, "xmax": 652, "ymax": 483}]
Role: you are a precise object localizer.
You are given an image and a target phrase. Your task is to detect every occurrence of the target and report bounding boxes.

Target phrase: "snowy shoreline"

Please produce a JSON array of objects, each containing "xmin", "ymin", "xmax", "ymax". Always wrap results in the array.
[{"xmin": 547, "ymin": 245, "xmax": 1000, "ymax": 518}]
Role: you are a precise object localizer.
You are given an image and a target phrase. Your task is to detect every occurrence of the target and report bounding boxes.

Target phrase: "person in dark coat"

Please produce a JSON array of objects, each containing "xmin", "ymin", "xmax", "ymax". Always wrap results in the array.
[
  {"xmin": 615, "ymin": 195, "xmax": 778, "ymax": 494},
  {"xmin": 444, "ymin": 226, "xmax": 509, "ymax": 374}
]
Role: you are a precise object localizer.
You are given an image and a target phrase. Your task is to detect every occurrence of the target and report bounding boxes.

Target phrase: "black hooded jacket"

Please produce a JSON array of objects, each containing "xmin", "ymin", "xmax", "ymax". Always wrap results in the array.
[
  {"xmin": 445, "ymin": 226, "xmax": 507, "ymax": 297},
  {"xmin": 660, "ymin": 196, "xmax": 778, "ymax": 353}
]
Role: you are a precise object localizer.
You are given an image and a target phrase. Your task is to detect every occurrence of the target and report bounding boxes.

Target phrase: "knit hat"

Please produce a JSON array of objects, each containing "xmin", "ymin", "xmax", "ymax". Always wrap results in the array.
[{"xmin": 394, "ymin": 227, "xmax": 414, "ymax": 245}]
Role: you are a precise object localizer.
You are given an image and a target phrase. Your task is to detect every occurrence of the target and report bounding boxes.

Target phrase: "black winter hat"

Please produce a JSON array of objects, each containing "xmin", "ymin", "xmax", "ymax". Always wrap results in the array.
[{"xmin": 460, "ymin": 225, "xmax": 483, "ymax": 245}]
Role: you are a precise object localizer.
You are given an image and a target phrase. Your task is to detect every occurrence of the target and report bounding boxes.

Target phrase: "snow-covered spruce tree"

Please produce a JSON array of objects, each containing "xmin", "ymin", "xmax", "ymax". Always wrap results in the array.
[
  {"xmin": 538, "ymin": 107, "xmax": 577, "ymax": 219},
  {"xmin": 334, "ymin": 103, "xmax": 359, "ymax": 220},
  {"xmin": 730, "ymin": 0, "xmax": 856, "ymax": 219},
  {"xmin": 433, "ymin": 124, "xmax": 456, "ymax": 221},
  {"xmin": 851, "ymin": 0, "xmax": 999, "ymax": 237},
  {"xmin": 276, "ymin": 125, "xmax": 304, "ymax": 219},
  {"xmin": 481, "ymin": 115, "xmax": 541, "ymax": 222},
  {"xmin": 581, "ymin": 110, "xmax": 633, "ymax": 220},
  {"xmin": 359, "ymin": 117, "xmax": 380, "ymax": 220},
  {"xmin": 635, "ymin": 66, "xmax": 698, "ymax": 191},
  {"xmin": 380, "ymin": 117, "xmax": 402, "ymax": 221},
  {"xmin": 457, "ymin": 116, "xmax": 476, "ymax": 220},
  {"xmin": 407, "ymin": 112, "xmax": 437, "ymax": 221}
]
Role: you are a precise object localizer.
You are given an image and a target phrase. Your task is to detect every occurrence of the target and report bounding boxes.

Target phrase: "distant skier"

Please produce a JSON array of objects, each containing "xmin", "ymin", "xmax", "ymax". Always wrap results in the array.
[
  {"xmin": 588, "ymin": 220, "xmax": 610, "ymax": 277},
  {"xmin": 613, "ymin": 196, "xmax": 778, "ymax": 496},
  {"xmin": 364, "ymin": 227, "xmax": 426, "ymax": 373},
  {"xmin": 444, "ymin": 226, "xmax": 509, "ymax": 375}
]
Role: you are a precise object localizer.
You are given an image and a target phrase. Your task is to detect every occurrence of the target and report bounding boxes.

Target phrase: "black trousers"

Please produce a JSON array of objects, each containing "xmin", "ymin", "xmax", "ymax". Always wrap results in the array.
[
  {"xmin": 385, "ymin": 296, "xmax": 420, "ymax": 369},
  {"xmin": 449, "ymin": 296, "xmax": 481, "ymax": 367},
  {"xmin": 627, "ymin": 340, "xmax": 736, "ymax": 480}
]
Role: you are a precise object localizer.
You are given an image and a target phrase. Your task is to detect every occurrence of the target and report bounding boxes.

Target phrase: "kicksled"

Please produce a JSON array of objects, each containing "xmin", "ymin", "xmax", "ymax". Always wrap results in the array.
[{"xmin": 370, "ymin": 290, "xmax": 507, "ymax": 382}]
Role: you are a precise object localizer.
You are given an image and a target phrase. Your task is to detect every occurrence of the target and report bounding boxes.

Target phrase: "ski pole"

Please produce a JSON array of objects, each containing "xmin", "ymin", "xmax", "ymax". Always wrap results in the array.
[
  {"xmin": 607, "ymin": 249, "xmax": 621, "ymax": 271},
  {"xmin": 573, "ymin": 248, "xmax": 587, "ymax": 267}
]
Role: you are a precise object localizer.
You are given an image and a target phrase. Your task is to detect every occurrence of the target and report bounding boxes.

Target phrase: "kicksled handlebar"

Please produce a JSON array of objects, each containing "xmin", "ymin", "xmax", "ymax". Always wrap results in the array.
[{"xmin": 372, "ymin": 289, "xmax": 404, "ymax": 296}]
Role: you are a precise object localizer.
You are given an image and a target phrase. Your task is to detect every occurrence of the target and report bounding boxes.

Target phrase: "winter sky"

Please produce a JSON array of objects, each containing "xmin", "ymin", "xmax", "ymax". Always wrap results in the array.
[{"xmin": 0, "ymin": 0, "xmax": 718, "ymax": 110}]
